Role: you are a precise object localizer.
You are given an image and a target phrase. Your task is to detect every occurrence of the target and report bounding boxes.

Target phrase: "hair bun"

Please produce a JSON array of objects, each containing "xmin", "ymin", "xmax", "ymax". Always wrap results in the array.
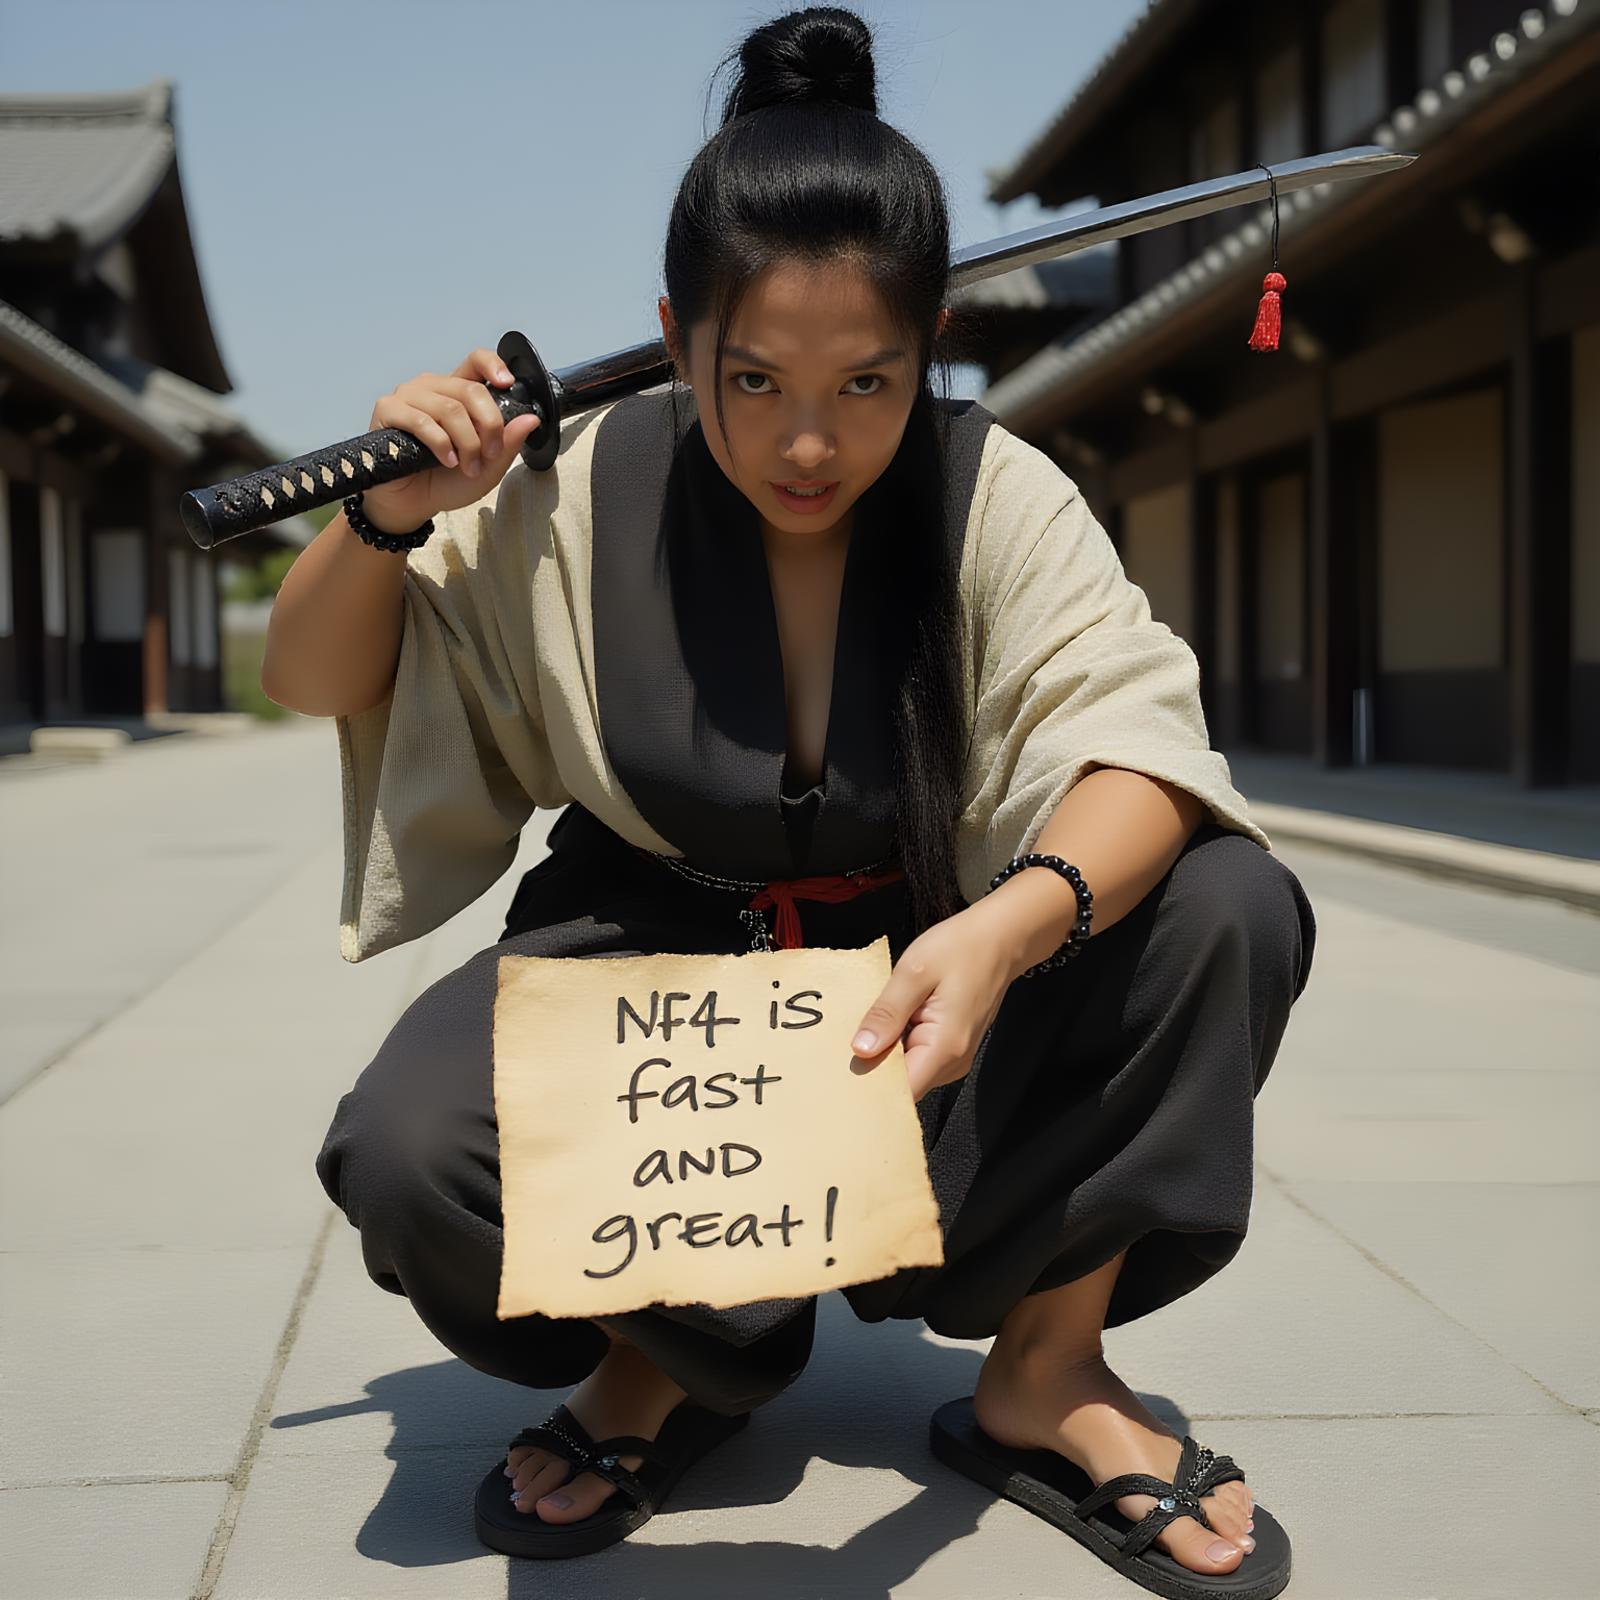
[{"xmin": 721, "ymin": 6, "xmax": 878, "ymax": 123}]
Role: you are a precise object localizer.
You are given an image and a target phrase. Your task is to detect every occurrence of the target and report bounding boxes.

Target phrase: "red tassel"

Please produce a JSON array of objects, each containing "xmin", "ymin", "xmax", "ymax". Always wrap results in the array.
[{"xmin": 1248, "ymin": 271, "xmax": 1286, "ymax": 351}]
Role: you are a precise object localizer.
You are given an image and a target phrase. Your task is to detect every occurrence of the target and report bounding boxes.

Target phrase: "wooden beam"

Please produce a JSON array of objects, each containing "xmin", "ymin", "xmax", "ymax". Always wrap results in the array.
[
  {"xmin": 1539, "ymin": 241, "xmax": 1600, "ymax": 338},
  {"xmin": 1197, "ymin": 379, "xmax": 1318, "ymax": 471},
  {"xmin": 1106, "ymin": 431, "xmax": 1192, "ymax": 502},
  {"xmin": 1332, "ymin": 292, "xmax": 1506, "ymax": 417}
]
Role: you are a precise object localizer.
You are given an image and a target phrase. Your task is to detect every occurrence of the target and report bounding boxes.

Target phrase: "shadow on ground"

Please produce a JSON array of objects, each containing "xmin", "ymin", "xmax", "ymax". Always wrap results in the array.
[{"xmin": 268, "ymin": 1294, "xmax": 1194, "ymax": 1596}]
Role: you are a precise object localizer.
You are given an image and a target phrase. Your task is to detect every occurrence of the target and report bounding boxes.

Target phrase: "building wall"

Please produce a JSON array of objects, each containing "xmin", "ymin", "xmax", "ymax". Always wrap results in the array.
[
  {"xmin": 1573, "ymin": 324, "xmax": 1600, "ymax": 666},
  {"xmin": 1207, "ymin": 473, "xmax": 1245, "ymax": 745},
  {"xmin": 1215, "ymin": 474, "xmax": 1241, "ymax": 685},
  {"xmin": 1016, "ymin": 0, "xmax": 1594, "ymax": 783},
  {"xmin": 1255, "ymin": 43, "xmax": 1303, "ymax": 165},
  {"xmin": 1573, "ymin": 322, "xmax": 1600, "ymax": 779},
  {"xmin": 1376, "ymin": 385, "xmax": 1508, "ymax": 765},
  {"xmin": 86, "ymin": 525, "xmax": 145, "ymax": 715},
  {"xmin": 1121, "ymin": 483, "xmax": 1193, "ymax": 644},
  {"xmin": 0, "ymin": 468, "xmax": 12, "ymax": 705},
  {"xmin": 0, "ymin": 468, "xmax": 40, "ymax": 722},
  {"xmin": 0, "ymin": 448, "xmax": 226, "ymax": 725},
  {"xmin": 1256, "ymin": 471, "xmax": 1311, "ymax": 752},
  {"xmin": 39, "ymin": 486, "xmax": 89, "ymax": 716},
  {"xmin": 1321, "ymin": 0, "xmax": 1387, "ymax": 145}
]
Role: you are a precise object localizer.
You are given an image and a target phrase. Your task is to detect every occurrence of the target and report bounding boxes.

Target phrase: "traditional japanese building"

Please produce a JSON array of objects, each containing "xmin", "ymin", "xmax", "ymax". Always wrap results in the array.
[
  {"xmin": 963, "ymin": 0, "xmax": 1600, "ymax": 783},
  {"xmin": 0, "ymin": 80, "xmax": 306, "ymax": 732}
]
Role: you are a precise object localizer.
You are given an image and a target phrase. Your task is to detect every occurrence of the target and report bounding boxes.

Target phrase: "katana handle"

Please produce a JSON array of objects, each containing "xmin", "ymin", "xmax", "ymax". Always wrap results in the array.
[{"xmin": 180, "ymin": 331, "xmax": 562, "ymax": 549}]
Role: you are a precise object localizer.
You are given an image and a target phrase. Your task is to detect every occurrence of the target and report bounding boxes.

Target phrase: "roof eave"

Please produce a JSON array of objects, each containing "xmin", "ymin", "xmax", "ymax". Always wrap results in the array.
[
  {"xmin": 982, "ymin": 2, "xmax": 1600, "ymax": 433},
  {"xmin": 987, "ymin": 0, "xmax": 1205, "ymax": 206}
]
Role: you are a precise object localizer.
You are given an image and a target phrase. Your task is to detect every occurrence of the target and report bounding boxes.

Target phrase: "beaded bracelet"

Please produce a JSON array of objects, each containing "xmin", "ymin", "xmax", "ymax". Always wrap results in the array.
[
  {"xmin": 988, "ymin": 852, "xmax": 1095, "ymax": 976},
  {"xmin": 343, "ymin": 491, "xmax": 434, "ymax": 553}
]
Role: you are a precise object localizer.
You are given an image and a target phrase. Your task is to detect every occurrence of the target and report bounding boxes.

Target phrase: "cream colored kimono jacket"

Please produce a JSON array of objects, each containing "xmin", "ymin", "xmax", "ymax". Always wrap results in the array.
[{"xmin": 335, "ymin": 388, "xmax": 1269, "ymax": 962}]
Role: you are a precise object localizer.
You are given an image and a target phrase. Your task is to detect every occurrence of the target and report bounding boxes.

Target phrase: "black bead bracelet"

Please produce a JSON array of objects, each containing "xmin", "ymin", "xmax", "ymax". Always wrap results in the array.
[
  {"xmin": 343, "ymin": 491, "xmax": 434, "ymax": 553},
  {"xmin": 988, "ymin": 852, "xmax": 1095, "ymax": 976}
]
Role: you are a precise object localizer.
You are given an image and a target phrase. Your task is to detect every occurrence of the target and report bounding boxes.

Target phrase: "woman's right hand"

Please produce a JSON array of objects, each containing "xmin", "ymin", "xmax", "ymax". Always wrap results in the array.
[{"xmin": 357, "ymin": 347, "xmax": 544, "ymax": 533}]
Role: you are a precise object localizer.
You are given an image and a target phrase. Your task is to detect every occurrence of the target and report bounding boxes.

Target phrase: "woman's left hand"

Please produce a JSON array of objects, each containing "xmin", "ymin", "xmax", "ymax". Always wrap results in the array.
[{"xmin": 848, "ymin": 901, "xmax": 1020, "ymax": 1103}]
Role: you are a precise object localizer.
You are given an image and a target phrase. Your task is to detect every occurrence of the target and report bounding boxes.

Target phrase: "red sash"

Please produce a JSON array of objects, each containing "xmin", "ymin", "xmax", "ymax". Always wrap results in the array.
[{"xmin": 746, "ymin": 864, "xmax": 907, "ymax": 949}]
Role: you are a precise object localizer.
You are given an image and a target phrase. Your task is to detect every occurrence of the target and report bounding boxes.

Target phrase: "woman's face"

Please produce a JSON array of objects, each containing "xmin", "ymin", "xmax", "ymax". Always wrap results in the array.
[{"xmin": 660, "ymin": 258, "xmax": 945, "ymax": 547}]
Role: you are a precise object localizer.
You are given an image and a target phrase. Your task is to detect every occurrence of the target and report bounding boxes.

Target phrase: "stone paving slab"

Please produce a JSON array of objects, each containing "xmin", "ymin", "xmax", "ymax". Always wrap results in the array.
[
  {"xmin": 216, "ymin": 1363, "xmax": 1600, "ymax": 1599},
  {"xmin": 1271, "ymin": 894, "xmax": 1600, "ymax": 1076},
  {"xmin": 0, "ymin": 823, "xmax": 445, "ymax": 1255},
  {"xmin": 223, "ymin": 1166, "xmax": 1561, "ymax": 1595},
  {"xmin": 1257, "ymin": 1067, "xmax": 1600, "ymax": 1184},
  {"xmin": 1281, "ymin": 1180, "xmax": 1600, "ymax": 1413},
  {"xmin": 4, "ymin": 723, "xmax": 1596, "ymax": 1599},
  {"xmin": 1099, "ymin": 1175, "xmax": 1565, "ymax": 1421},
  {"xmin": 0, "ymin": 720, "xmax": 336, "ymax": 1102},
  {"xmin": 0, "ymin": 1480, "xmax": 230, "ymax": 1600},
  {"xmin": 0, "ymin": 1245, "xmax": 312, "ymax": 1486},
  {"xmin": 267, "ymin": 1163, "xmax": 1559, "ymax": 1478},
  {"xmin": 261, "ymin": 1226, "xmax": 546, "ymax": 1462}
]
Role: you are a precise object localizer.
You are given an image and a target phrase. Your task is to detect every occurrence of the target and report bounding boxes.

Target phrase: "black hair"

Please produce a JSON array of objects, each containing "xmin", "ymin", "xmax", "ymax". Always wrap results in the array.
[{"xmin": 661, "ymin": 4, "xmax": 974, "ymax": 937}]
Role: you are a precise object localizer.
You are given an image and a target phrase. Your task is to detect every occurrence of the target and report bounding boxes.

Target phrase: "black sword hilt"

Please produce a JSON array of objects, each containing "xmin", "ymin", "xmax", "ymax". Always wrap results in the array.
[{"xmin": 178, "ymin": 333, "xmax": 561, "ymax": 550}]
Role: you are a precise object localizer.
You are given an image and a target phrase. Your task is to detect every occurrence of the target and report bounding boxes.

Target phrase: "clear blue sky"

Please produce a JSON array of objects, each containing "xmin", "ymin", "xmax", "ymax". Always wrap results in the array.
[{"xmin": 3, "ymin": 0, "xmax": 1142, "ymax": 462}]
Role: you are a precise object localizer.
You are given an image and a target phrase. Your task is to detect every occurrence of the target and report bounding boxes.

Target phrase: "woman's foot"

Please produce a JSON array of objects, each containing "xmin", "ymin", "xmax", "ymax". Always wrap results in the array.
[
  {"xmin": 506, "ymin": 1332, "xmax": 689, "ymax": 1523},
  {"xmin": 972, "ymin": 1341, "xmax": 1256, "ymax": 1576}
]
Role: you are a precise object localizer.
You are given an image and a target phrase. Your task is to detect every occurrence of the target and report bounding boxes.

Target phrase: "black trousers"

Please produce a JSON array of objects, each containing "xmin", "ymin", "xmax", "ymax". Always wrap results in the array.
[{"xmin": 316, "ymin": 807, "xmax": 1316, "ymax": 1417}]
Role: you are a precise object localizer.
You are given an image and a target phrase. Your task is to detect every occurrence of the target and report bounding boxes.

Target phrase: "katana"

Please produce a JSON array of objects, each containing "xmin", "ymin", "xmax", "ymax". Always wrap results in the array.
[{"xmin": 181, "ymin": 144, "xmax": 1413, "ymax": 550}]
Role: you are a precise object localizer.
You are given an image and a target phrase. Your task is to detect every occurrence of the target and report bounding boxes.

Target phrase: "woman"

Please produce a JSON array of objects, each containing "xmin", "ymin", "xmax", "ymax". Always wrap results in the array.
[{"xmin": 272, "ymin": 8, "xmax": 1316, "ymax": 1594}]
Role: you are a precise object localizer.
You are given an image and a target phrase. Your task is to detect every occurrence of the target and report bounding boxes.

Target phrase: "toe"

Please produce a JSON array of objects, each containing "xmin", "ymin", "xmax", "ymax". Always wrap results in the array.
[
  {"xmin": 530, "ymin": 1450, "xmax": 646, "ymax": 1524},
  {"xmin": 1162, "ymin": 1513, "xmax": 1246, "ymax": 1574},
  {"xmin": 532, "ymin": 1467, "xmax": 615, "ymax": 1523},
  {"xmin": 1202, "ymin": 1486, "xmax": 1254, "ymax": 1547},
  {"xmin": 509, "ymin": 1452, "xmax": 571, "ymax": 1514},
  {"xmin": 1114, "ymin": 1492, "xmax": 1248, "ymax": 1573}
]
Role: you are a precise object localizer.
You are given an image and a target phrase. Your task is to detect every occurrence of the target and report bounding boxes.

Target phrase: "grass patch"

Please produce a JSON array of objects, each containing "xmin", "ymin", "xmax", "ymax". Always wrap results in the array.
[{"xmin": 223, "ymin": 629, "xmax": 289, "ymax": 721}]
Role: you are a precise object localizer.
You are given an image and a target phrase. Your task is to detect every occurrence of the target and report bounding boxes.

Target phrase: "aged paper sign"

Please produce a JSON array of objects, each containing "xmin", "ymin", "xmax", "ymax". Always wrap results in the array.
[{"xmin": 491, "ymin": 937, "xmax": 944, "ymax": 1321}]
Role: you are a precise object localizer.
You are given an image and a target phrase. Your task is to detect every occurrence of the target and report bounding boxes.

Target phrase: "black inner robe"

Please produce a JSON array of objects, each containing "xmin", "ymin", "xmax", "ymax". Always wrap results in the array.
[{"xmin": 588, "ymin": 386, "xmax": 995, "ymax": 885}]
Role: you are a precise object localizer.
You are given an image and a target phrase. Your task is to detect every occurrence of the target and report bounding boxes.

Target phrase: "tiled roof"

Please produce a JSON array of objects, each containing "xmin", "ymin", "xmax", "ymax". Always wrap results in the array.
[
  {"xmin": 0, "ymin": 81, "xmax": 178, "ymax": 252},
  {"xmin": 99, "ymin": 350, "xmax": 278, "ymax": 459},
  {"xmin": 0, "ymin": 294, "xmax": 199, "ymax": 459},
  {"xmin": 0, "ymin": 77, "xmax": 232, "ymax": 395},
  {"xmin": 981, "ymin": 0, "xmax": 1599, "ymax": 430},
  {"xmin": 949, "ymin": 241, "xmax": 1116, "ymax": 311},
  {"xmin": 986, "ymin": 0, "xmax": 1195, "ymax": 206},
  {"xmin": 0, "ymin": 296, "xmax": 312, "ymax": 548}
]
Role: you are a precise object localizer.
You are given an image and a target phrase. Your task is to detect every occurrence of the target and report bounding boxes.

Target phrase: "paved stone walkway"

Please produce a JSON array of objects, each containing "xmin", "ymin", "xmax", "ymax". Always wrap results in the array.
[{"xmin": 3, "ymin": 718, "xmax": 1595, "ymax": 1598}]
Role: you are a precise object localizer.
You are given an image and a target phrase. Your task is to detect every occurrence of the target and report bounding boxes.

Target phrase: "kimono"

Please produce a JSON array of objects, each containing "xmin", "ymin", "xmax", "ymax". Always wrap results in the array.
[{"xmin": 315, "ymin": 386, "xmax": 1317, "ymax": 1415}]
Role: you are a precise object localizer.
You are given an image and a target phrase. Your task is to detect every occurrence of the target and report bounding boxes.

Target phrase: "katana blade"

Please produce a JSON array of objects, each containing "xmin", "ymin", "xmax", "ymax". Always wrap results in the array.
[
  {"xmin": 182, "ymin": 144, "xmax": 1413, "ymax": 549},
  {"xmin": 949, "ymin": 144, "xmax": 1411, "ymax": 285}
]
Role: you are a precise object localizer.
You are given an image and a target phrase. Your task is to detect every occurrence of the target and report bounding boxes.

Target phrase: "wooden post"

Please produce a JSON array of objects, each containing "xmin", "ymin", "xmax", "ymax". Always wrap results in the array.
[
  {"xmin": 1309, "ymin": 361, "xmax": 1356, "ymax": 765},
  {"xmin": 142, "ymin": 467, "xmax": 168, "ymax": 717},
  {"xmin": 1192, "ymin": 465, "xmax": 1219, "ymax": 733},
  {"xmin": 1238, "ymin": 468, "xmax": 1260, "ymax": 749},
  {"xmin": 1507, "ymin": 262, "xmax": 1572, "ymax": 786}
]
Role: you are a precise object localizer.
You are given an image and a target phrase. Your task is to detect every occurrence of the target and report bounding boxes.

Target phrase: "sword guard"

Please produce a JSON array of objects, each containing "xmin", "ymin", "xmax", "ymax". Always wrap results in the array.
[{"xmin": 496, "ymin": 331, "xmax": 562, "ymax": 472}]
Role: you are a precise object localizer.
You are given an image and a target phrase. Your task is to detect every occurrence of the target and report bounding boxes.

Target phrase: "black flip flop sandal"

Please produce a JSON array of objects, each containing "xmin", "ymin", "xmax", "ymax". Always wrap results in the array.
[
  {"xmin": 474, "ymin": 1396, "xmax": 750, "ymax": 1559},
  {"xmin": 929, "ymin": 1396, "xmax": 1291, "ymax": 1600}
]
